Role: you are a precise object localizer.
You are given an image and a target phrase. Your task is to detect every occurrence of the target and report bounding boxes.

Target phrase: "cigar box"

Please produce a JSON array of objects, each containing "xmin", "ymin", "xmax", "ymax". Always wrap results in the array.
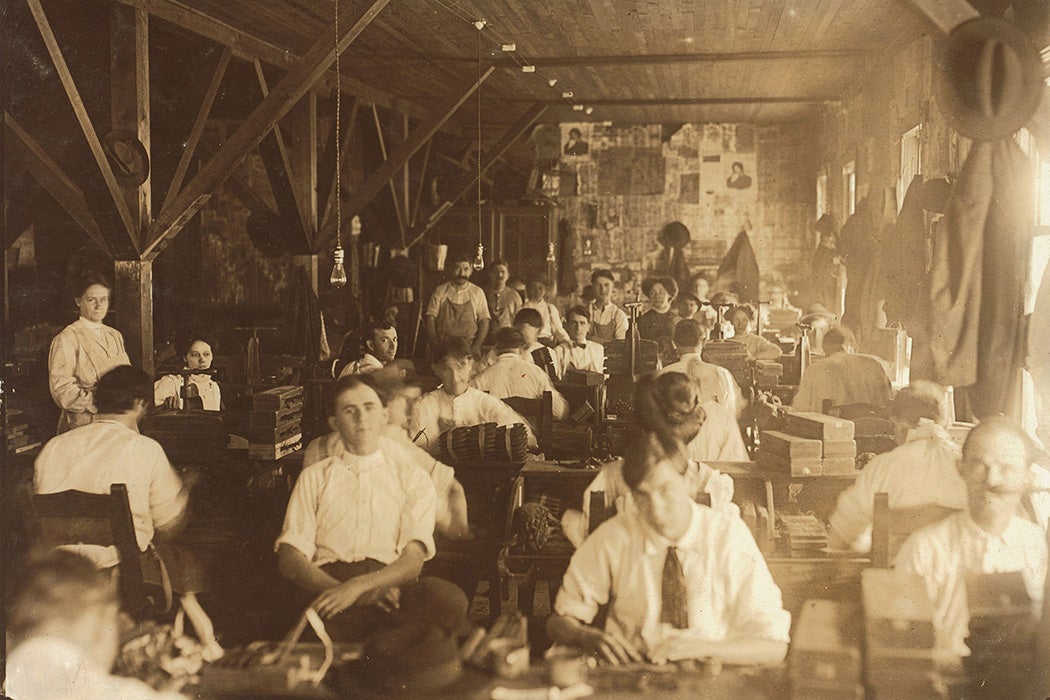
[
  {"xmin": 790, "ymin": 600, "xmax": 862, "ymax": 686},
  {"xmin": 785, "ymin": 412, "xmax": 855, "ymax": 440},
  {"xmin": 822, "ymin": 439, "xmax": 857, "ymax": 458},
  {"xmin": 249, "ymin": 405, "xmax": 304, "ymax": 427},
  {"xmin": 756, "ymin": 450, "xmax": 822, "ymax": 476},
  {"xmin": 821, "ymin": 457, "xmax": 857, "ymax": 475},
  {"xmin": 760, "ymin": 431, "xmax": 823, "ymax": 459},
  {"xmin": 248, "ymin": 433, "xmax": 302, "ymax": 460},
  {"xmin": 247, "ymin": 419, "xmax": 303, "ymax": 445},
  {"xmin": 252, "ymin": 385, "xmax": 304, "ymax": 411}
]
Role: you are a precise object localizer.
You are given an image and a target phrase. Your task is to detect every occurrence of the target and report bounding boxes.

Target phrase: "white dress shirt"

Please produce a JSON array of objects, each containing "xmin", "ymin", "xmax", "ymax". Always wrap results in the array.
[
  {"xmin": 661, "ymin": 353, "xmax": 744, "ymax": 416},
  {"xmin": 792, "ymin": 351, "xmax": 892, "ymax": 412},
  {"xmin": 555, "ymin": 502, "xmax": 791, "ymax": 655},
  {"xmin": 48, "ymin": 318, "xmax": 130, "ymax": 428},
  {"xmin": 35, "ymin": 420, "xmax": 186, "ymax": 565},
  {"xmin": 408, "ymin": 386, "xmax": 536, "ymax": 454},
  {"xmin": 275, "ymin": 441, "xmax": 436, "ymax": 566},
  {"xmin": 896, "ymin": 511, "xmax": 1047, "ymax": 656},
  {"xmin": 829, "ymin": 421, "xmax": 967, "ymax": 551},
  {"xmin": 687, "ymin": 400, "xmax": 750, "ymax": 462},
  {"xmin": 552, "ymin": 340, "xmax": 605, "ymax": 378},
  {"xmin": 523, "ymin": 300, "xmax": 570, "ymax": 343},
  {"xmin": 154, "ymin": 373, "xmax": 221, "ymax": 411},
  {"xmin": 339, "ymin": 353, "xmax": 384, "ymax": 377},
  {"xmin": 588, "ymin": 301, "xmax": 629, "ymax": 341},
  {"xmin": 471, "ymin": 352, "xmax": 569, "ymax": 420},
  {"xmin": 732, "ymin": 332, "xmax": 783, "ymax": 361}
]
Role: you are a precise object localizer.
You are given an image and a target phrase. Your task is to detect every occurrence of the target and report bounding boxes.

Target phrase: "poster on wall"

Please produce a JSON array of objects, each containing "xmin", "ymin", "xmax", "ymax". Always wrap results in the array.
[
  {"xmin": 700, "ymin": 151, "xmax": 757, "ymax": 200},
  {"xmin": 560, "ymin": 122, "xmax": 592, "ymax": 160}
]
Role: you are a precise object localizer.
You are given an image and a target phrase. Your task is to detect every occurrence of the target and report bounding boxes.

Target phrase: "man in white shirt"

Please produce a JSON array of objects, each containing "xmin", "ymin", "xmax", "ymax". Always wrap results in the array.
[
  {"xmin": 791, "ymin": 325, "xmax": 892, "ymax": 412},
  {"xmin": 486, "ymin": 260, "xmax": 522, "ymax": 333},
  {"xmin": 472, "ymin": 327, "xmax": 569, "ymax": 421},
  {"xmin": 425, "ymin": 255, "xmax": 491, "ymax": 357},
  {"xmin": 662, "ymin": 319, "xmax": 744, "ymax": 416},
  {"xmin": 340, "ymin": 321, "xmax": 398, "ymax": 377},
  {"xmin": 552, "ymin": 306, "xmax": 606, "ymax": 379},
  {"xmin": 276, "ymin": 374, "xmax": 467, "ymax": 641},
  {"xmin": 523, "ymin": 279, "xmax": 570, "ymax": 345},
  {"xmin": 587, "ymin": 269, "xmax": 629, "ymax": 342},
  {"xmin": 896, "ymin": 417, "xmax": 1048, "ymax": 658},
  {"xmin": 409, "ymin": 338, "xmax": 536, "ymax": 455},
  {"xmin": 829, "ymin": 381, "xmax": 967, "ymax": 552},
  {"xmin": 548, "ymin": 431, "xmax": 790, "ymax": 666}
]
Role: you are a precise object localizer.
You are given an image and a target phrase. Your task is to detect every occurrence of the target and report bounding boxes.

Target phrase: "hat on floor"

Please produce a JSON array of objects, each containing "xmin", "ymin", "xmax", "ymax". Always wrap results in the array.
[
  {"xmin": 339, "ymin": 623, "xmax": 463, "ymax": 696},
  {"xmin": 934, "ymin": 17, "xmax": 1043, "ymax": 140}
]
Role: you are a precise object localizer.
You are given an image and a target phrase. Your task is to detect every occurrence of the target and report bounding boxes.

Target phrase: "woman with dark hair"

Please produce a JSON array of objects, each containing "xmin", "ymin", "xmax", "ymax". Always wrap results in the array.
[
  {"xmin": 635, "ymin": 276, "xmax": 679, "ymax": 364},
  {"xmin": 48, "ymin": 272, "xmax": 130, "ymax": 433},
  {"xmin": 726, "ymin": 304, "xmax": 782, "ymax": 361},
  {"xmin": 154, "ymin": 336, "xmax": 221, "ymax": 410},
  {"xmin": 561, "ymin": 371, "xmax": 735, "ymax": 547}
]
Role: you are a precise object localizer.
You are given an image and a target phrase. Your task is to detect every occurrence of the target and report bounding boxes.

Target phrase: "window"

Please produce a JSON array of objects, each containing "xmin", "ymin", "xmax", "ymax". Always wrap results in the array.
[
  {"xmin": 899, "ymin": 125, "xmax": 923, "ymax": 212},
  {"xmin": 816, "ymin": 169, "xmax": 829, "ymax": 220},
  {"xmin": 842, "ymin": 161, "xmax": 856, "ymax": 219}
]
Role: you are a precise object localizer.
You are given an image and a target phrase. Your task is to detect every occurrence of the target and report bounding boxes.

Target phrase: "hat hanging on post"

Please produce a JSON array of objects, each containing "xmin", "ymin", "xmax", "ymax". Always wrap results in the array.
[
  {"xmin": 102, "ymin": 130, "xmax": 149, "ymax": 188},
  {"xmin": 934, "ymin": 17, "xmax": 1043, "ymax": 141}
]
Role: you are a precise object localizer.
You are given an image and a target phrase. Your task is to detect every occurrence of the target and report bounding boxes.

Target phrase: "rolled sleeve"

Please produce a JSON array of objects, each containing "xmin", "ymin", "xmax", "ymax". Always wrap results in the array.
[
  {"xmin": 725, "ymin": 518, "xmax": 791, "ymax": 643},
  {"xmin": 554, "ymin": 534, "xmax": 613, "ymax": 624},
  {"xmin": 613, "ymin": 309, "xmax": 629, "ymax": 340},
  {"xmin": 398, "ymin": 467, "xmax": 437, "ymax": 560},
  {"xmin": 426, "ymin": 285, "xmax": 447, "ymax": 318},
  {"xmin": 828, "ymin": 466, "xmax": 878, "ymax": 548},
  {"xmin": 471, "ymin": 286, "xmax": 491, "ymax": 321},
  {"xmin": 275, "ymin": 468, "xmax": 321, "ymax": 561},
  {"xmin": 148, "ymin": 445, "xmax": 187, "ymax": 533}
]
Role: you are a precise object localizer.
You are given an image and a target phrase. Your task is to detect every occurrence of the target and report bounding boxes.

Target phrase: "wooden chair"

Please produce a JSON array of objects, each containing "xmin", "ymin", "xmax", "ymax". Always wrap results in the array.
[
  {"xmin": 28, "ymin": 484, "xmax": 151, "ymax": 616},
  {"xmin": 503, "ymin": 391, "xmax": 554, "ymax": 455},
  {"xmin": 870, "ymin": 492, "xmax": 962, "ymax": 567}
]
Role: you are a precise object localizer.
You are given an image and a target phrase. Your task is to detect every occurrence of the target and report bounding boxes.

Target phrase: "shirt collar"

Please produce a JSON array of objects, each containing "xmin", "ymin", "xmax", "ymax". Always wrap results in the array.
[
  {"xmin": 76, "ymin": 317, "xmax": 103, "ymax": 332},
  {"xmin": 959, "ymin": 511, "xmax": 1019, "ymax": 546},
  {"xmin": 642, "ymin": 501, "xmax": 702, "ymax": 555},
  {"xmin": 331, "ymin": 442, "xmax": 386, "ymax": 471},
  {"xmin": 904, "ymin": 419, "xmax": 953, "ymax": 445}
]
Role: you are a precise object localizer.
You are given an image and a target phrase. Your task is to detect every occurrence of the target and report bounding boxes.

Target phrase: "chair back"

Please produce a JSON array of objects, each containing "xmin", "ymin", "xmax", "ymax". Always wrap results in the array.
[
  {"xmin": 29, "ymin": 484, "xmax": 149, "ymax": 614},
  {"xmin": 870, "ymin": 492, "xmax": 962, "ymax": 567},
  {"xmin": 503, "ymin": 391, "xmax": 554, "ymax": 454}
]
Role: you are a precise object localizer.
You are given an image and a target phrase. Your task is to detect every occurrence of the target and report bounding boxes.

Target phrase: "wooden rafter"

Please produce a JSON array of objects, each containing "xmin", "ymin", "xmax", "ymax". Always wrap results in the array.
[
  {"xmin": 897, "ymin": 0, "xmax": 979, "ymax": 34},
  {"xmin": 162, "ymin": 46, "xmax": 231, "ymax": 213},
  {"xmin": 289, "ymin": 93, "xmax": 319, "ymax": 237},
  {"xmin": 517, "ymin": 96, "xmax": 836, "ymax": 107},
  {"xmin": 141, "ymin": 0, "xmax": 390, "ymax": 260},
  {"xmin": 316, "ymin": 65, "xmax": 495, "ymax": 251},
  {"xmin": 490, "ymin": 49, "xmax": 866, "ymax": 68},
  {"xmin": 5, "ymin": 112, "xmax": 110, "ymax": 255},
  {"xmin": 27, "ymin": 0, "xmax": 138, "ymax": 251},
  {"xmin": 319, "ymin": 97, "xmax": 359, "ymax": 231},
  {"xmin": 407, "ymin": 102, "xmax": 548, "ymax": 248},
  {"xmin": 410, "ymin": 138, "xmax": 432, "ymax": 229},
  {"xmin": 371, "ymin": 104, "xmax": 406, "ymax": 236}
]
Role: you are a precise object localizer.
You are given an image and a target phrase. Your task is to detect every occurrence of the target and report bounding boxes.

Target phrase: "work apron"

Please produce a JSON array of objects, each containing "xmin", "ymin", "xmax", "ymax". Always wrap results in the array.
[
  {"xmin": 589, "ymin": 317, "xmax": 616, "ymax": 343},
  {"xmin": 435, "ymin": 296, "xmax": 478, "ymax": 345}
]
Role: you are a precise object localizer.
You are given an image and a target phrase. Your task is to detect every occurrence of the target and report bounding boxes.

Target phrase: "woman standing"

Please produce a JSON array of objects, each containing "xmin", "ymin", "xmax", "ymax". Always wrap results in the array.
[
  {"xmin": 48, "ymin": 273, "xmax": 130, "ymax": 433},
  {"xmin": 635, "ymin": 276, "xmax": 679, "ymax": 365}
]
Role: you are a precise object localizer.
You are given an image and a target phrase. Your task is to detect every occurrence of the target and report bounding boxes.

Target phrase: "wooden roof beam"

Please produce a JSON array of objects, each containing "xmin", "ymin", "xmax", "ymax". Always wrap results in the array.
[
  {"xmin": 407, "ymin": 102, "xmax": 548, "ymax": 249},
  {"xmin": 316, "ymin": 65, "xmax": 495, "ymax": 251},
  {"xmin": 111, "ymin": 0, "xmax": 458, "ymax": 136},
  {"xmin": 5, "ymin": 113, "xmax": 110, "ymax": 255},
  {"xmin": 897, "ymin": 0, "xmax": 979, "ymax": 34},
  {"xmin": 515, "ymin": 97, "xmax": 836, "ymax": 107},
  {"xmin": 494, "ymin": 49, "xmax": 866, "ymax": 67},
  {"xmin": 141, "ymin": 0, "xmax": 390, "ymax": 260}
]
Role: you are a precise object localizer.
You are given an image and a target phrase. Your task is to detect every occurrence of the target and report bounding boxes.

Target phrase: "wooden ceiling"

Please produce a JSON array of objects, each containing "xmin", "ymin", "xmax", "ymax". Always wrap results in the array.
[{"xmin": 141, "ymin": 0, "xmax": 929, "ymax": 130}]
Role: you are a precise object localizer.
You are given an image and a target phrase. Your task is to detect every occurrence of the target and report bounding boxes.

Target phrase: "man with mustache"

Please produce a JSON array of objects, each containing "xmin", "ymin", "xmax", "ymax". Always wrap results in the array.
[{"xmin": 425, "ymin": 253, "xmax": 490, "ymax": 359}]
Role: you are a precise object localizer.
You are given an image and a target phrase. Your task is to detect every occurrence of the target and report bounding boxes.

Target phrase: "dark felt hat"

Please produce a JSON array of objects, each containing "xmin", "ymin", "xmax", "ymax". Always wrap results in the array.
[
  {"xmin": 920, "ymin": 177, "xmax": 954, "ymax": 214},
  {"xmin": 102, "ymin": 130, "xmax": 150, "ymax": 188},
  {"xmin": 814, "ymin": 213, "xmax": 837, "ymax": 235},
  {"xmin": 339, "ymin": 624, "xmax": 462, "ymax": 696},
  {"xmin": 934, "ymin": 17, "xmax": 1043, "ymax": 141},
  {"xmin": 657, "ymin": 221, "xmax": 691, "ymax": 248},
  {"xmin": 641, "ymin": 275, "xmax": 678, "ymax": 299}
]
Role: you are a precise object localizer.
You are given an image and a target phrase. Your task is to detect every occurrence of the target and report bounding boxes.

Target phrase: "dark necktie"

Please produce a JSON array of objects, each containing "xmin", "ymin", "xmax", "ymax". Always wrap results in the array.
[
  {"xmin": 575, "ymin": 343, "xmax": 588, "ymax": 349},
  {"xmin": 661, "ymin": 546, "xmax": 689, "ymax": 629}
]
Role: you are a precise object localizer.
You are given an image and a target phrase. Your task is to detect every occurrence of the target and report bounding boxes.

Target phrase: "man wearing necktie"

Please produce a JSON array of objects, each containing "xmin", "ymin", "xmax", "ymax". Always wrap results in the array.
[
  {"xmin": 551, "ymin": 306, "xmax": 605, "ymax": 379},
  {"xmin": 548, "ymin": 430, "xmax": 791, "ymax": 665}
]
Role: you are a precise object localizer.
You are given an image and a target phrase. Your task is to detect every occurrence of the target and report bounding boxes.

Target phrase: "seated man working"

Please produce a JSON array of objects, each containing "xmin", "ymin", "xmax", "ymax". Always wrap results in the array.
[
  {"xmin": 6, "ymin": 550, "xmax": 185, "ymax": 700},
  {"xmin": 276, "ymin": 374, "xmax": 467, "ymax": 641},
  {"xmin": 662, "ymin": 319, "xmax": 744, "ymax": 416},
  {"xmin": 896, "ymin": 417, "xmax": 1047, "ymax": 658},
  {"xmin": 409, "ymin": 338, "xmax": 535, "ymax": 455},
  {"xmin": 481, "ymin": 307, "xmax": 549, "ymax": 368},
  {"xmin": 549, "ymin": 430, "xmax": 790, "ymax": 665},
  {"xmin": 472, "ymin": 327, "xmax": 569, "ymax": 422},
  {"xmin": 791, "ymin": 325, "xmax": 892, "ymax": 412},
  {"xmin": 340, "ymin": 321, "xmax": 399, "ymax": 376},
  {"xmin": 552, "ymin": 305, "xmax": 606, "ymax": 379},
  {"xmin": 828, "ymin": 381, "xmax": 967, "ymax": 552}
]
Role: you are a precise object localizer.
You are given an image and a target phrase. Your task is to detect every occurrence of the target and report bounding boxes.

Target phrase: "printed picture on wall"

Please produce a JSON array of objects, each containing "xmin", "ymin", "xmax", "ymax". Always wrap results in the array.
[
  {"xmin": 561, "ymin": 123, "xmax": 592, "ymax": 160},
  {"xmin": 726, "ymin": 161, "xmax": 753, "ymax": 190}
]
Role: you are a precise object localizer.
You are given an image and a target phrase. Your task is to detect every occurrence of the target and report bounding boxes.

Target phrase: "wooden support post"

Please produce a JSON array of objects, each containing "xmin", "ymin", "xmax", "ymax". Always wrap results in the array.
[
  {"xmin": 316, "ymin": 65, "xmax": 495, "ymax": 249},
  {"xmin": 141, "ymin": 0, "xmax": 390, "ymax": 259},
  {"xmin": 110, "ymin": 3, "xmax": 151, "ymax": 248},
  {"xmin": 289, "ymin": 93, "xmax": 319, "ymax": 240},
  {"xmin": 113, "ymin": 260, "xmax": 153, "ymax": 376},
  {"xmin": 295, "ymin": 255, "xmax": 319, "ymax": 296}
]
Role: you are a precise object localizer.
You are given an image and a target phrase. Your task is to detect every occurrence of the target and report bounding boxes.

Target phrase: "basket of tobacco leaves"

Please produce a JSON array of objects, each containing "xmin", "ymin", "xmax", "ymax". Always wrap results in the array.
[{"xmin": 510, "ymin": 495, "xmax": 569, "ymax": 554}]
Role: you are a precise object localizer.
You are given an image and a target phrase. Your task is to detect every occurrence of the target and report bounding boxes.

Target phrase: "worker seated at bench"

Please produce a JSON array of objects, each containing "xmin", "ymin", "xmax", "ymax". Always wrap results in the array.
[
  {"xmin": 552, "ymin": 305, "xmax": 606, "ymax": 378},
  {"xmin": 662, "ymin": 318, "xmax": 744, "ymax": 417},
  {"xmin": 896, "ymin": 417, "xmax": 1047, "ymax": 659},
  {"xmin": 481, "ymin": 307, "xmax": 550, "ymax": 369},
  {"xmin": 303, "ymin": 371, "xmax": 470, "ymax": 541},
  {"xmin": 409, "ymin": 338, "xmax": 535, "ymax": 455},
  {"xmin": 339, "ymin": 320, "xmax": 401, "ymax": 377},
  {"xmin": 276, "ymin": 374, "xmax": 468, "ymax": 642},
  {"xmin": 6, "ymin": 550, "xmax": 185, "ymax": 700},
  {"xmin": 828, "ymin": 381, "xmax": 967, "ymax": 552},
  {"xmin": 791, "ymin": 325, "xmax": 892, "ymax": 413},
  {"xmin": 154, "ymin": 335, "xmax": 221, "ymax": 410},
  {"xmin": 472, "ymin": 327, "xmax": 569, "ymax": 421},
  {"xmin": 548, "ymin": 430, "xmax": 790, "ymax": 666}
]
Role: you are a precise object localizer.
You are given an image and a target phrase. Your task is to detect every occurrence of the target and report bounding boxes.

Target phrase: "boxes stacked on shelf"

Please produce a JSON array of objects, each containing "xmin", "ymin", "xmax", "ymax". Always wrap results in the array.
[
  {"xmin": 753, "ymin": 360, "xmax": 783, "ymax": 390},
  {"xmin": 964, "ymin": 572, "xmax": 1038, "ymax": 697},
  {"xmin": 701, "ymin": 340, "xmax": 749, "ymax": 388},
  {"xmin": 758, "ymin": 412, "xmax": 858, "ymax": 476},
  {"xmin": 790, "ymin": 600, "xmax": 864, "ymax": 699},
  {"xmin": 248, "ymin": 385, "xmax": 304, "ymax": 460},
  {"xmin": 5, "ymin": 409, "xmax": 40, "ymax": 456},
  {"xmin": 861, "ymin": 569, "xmax": 943, "ymax": 699}
]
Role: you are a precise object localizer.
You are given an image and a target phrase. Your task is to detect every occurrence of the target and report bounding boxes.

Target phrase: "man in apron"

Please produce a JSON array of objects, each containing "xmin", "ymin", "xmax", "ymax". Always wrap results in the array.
[
  {"xmin": 587, "ymin": 269, "xmax": 629, "ymax": 343},
  {"xmin": 425, "ymin": 255, "xmax": 490, "ymax": 358}
]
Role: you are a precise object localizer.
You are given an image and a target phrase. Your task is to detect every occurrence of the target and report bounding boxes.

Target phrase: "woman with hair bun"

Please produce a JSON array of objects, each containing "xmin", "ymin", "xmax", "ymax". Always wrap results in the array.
[
  {"xmin": 154, "ymin": 336, "xmax": 221, "ymax": 411},
  {"xmin": 48, "ymin": 272, "xmax": 130, "ymax": 433}
]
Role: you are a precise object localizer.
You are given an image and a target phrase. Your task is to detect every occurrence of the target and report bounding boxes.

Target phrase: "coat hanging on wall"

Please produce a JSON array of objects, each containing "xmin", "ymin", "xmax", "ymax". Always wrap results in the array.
[
  {"xmin": 716, "ymin": 230, "xmax": 760, "ymax": 303},
  {"xmin": 558, "ymin": 218, "xmax": 575, "ymax": 293},
  {"xmin": 656, "ymin": 221, "xmax": 691, "ymax": 294}
]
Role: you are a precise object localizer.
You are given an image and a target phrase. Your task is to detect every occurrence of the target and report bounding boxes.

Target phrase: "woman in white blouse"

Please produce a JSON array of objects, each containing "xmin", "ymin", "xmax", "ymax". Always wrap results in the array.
[
  {"xmin": 154, "ymin": 337, "xmax": 221, "ymax": 411},
  {"xmin": 48, "ymin": 273, "xmax": 130, "ymax": 433}
]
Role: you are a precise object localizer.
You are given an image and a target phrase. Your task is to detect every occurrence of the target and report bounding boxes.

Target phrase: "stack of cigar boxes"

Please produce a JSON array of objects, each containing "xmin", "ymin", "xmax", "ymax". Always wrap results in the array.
[
  {"xmin": 790, "ymin": 599, "xmax": 864, "ymax": 699},
  {"xmin": 964, "ymin": 572, "xmax": 1037, "ymax": 697},
  {"xmin": 753, "ymin": 360, "xmax": 784, "ymax": 390},
  {"xmin": 758, "ymin": 412, "xmax": 858, "ymax": 476},
  {"xmin": 248, "ymin": 385, "xmax": 303, "ymax": 460},
  {"xmin": 862, "ymin": 569, "xmax": 942, "ymax": 698},
  {"xmin": 702, "ymin": 340, "xmax": 750, "ymax": 388}
]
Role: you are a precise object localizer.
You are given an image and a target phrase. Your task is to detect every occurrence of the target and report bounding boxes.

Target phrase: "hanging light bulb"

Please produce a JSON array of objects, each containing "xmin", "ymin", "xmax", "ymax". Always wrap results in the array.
[
  {"xmin": 330, "ymin": 243, "xmax": 347, "ymax": 288},
  {"xmin": 472, "ymin": 243, "xmax": 486, "ymax": 271},
  {"xmin": 546, "ymin": 242, "xmax": 556, "ymax": 262}
]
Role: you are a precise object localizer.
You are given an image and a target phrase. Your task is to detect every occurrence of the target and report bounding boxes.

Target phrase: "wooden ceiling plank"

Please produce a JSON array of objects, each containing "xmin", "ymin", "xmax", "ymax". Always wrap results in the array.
[
  {"xmin": 370, "ymin": 104, "xmax": 406, "ymax": 237},
  {"xmin": 141, "ymin": 0, "xmax": 391, "ymax": 260},
  {"xmin": 897, "ymin": 0, "xmax": 979, "ymax": 33},
  {"xmin": 27, "ymin": 0, "xmax": 138, "ymax": 252},
  {"xmin": 5, "ymin": 113, "xmax": 110, "ymax": 256},
  {"xmin": 319, "ymin": 97, "xmax": 359, "ymax": 231},
  {"xmin": 406, "ymin": 101, "xmax": 547, "ymax": 248},
  {"xmin": 162, "ymin": 46, "xmax": 231, "ymax": 214},
  {"xmin": 316, "ymin": 65, "xmax": 496, "ymax": 251},
  {"xmin": 517, "ymin": 96, "xmax": 834, "ymax": 106},
  {"xmin": 410, "ymin": 138, "xmax": 433, "ymax": 229}
]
